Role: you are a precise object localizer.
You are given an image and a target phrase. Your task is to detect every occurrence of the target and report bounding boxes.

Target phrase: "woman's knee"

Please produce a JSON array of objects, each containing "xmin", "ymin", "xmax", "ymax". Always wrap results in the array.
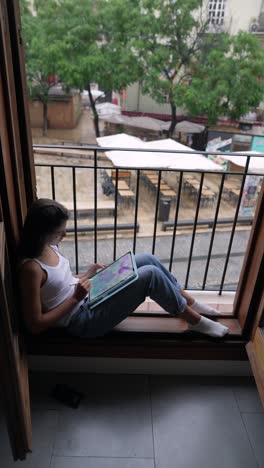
[
  {"xmin": 135, "ymin": 253, "xmax": 159, "ymax": 268},
  {"xmin": 137, "ymin": 264, "xmax": 162, "ymax": 290}
]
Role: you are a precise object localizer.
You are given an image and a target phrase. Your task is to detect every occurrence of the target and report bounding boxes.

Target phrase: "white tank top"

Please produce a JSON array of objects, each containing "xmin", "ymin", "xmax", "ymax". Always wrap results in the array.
[{"xmin": 27, "ymin": 245, "xmax": 85, "ymax": 327}]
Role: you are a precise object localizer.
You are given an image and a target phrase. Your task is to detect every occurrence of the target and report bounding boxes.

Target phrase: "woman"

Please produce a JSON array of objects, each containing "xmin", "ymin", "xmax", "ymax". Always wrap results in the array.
[{"xmin": 19, "ymin": 198, "xmax": 229, "ymax": 338}]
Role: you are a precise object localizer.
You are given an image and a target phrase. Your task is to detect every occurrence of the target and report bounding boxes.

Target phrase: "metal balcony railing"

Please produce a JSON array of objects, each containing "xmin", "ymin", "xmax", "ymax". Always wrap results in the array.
[{"xmin": 34, "ymin": 144, "xmax": 264, "ymax": 295}]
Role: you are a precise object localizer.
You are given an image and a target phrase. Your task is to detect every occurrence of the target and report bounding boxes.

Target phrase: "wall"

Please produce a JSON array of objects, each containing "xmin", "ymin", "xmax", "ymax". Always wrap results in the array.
[
  {"xmin": 29, "ymin": 100, "xmax": 43, "ymax": 128},
  {"xmin": 227, "ymin": 0, "xmax": 263, "ymax": 34},
  {"xmin": 29, "ymin": 93, "xmax": 82, "ymax": 130},
  {"xmin": 72, "ymin": 93, "xmax": 83, "ymax": 126},
  {"xmin": 28, "ymin": 356, "xmax": 252, "ymax": 376},
  {"xmin": 123, "ymin": 82, "xmax": 185, "ymax": 117}
]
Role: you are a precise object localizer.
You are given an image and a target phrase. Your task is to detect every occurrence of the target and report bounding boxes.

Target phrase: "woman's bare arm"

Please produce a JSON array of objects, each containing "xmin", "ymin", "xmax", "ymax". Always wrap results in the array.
[{"xmin": 19, "ymin": 261, "xmax": 90, "ymax": 334}]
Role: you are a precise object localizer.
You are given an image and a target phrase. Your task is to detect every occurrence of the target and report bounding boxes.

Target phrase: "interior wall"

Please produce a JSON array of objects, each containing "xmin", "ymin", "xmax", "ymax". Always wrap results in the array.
[{"xmin": 28, "ymin": 356, "xmax": 252, "ymax": 376}]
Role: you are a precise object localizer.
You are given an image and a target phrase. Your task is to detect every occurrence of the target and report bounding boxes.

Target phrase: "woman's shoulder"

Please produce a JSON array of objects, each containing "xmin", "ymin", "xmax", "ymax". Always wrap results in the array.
[
  {"xmin": 19, "ymin": 259, "xmax": 46, "ymax": 290},
  {"xmin": 19, "ymin": 258, "xmax": 43, "ymax": 275}
]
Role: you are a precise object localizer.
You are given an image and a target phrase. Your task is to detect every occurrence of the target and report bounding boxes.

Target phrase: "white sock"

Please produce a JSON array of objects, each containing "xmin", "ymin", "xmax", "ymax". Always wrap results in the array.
[
  {"xmin": 191, "ymin": 301, "xmax": 221, "ymax": 316},
  {"xmin": 188, "ymin": 316, "xmax": 229, "ymax": 338}
]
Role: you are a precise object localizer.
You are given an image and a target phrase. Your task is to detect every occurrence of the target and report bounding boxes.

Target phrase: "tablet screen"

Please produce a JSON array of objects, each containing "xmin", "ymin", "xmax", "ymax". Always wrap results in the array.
[{"xmin": 89, "ymin": 252, "xmax": 137, "ymax": 303}]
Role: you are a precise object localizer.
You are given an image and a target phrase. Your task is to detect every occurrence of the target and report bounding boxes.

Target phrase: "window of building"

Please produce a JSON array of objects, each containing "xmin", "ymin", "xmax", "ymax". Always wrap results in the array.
[{"xmin": 208, "ymin": 0, "xmax": 226, "ymax": 26}]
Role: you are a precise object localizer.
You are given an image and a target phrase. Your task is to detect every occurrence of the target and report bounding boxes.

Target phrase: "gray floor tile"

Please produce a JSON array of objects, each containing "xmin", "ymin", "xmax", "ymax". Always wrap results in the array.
[
  {"xmin": 150, "ymin": 376, "xmax": 258, "ymax": 468},
  {"xmin": 242, "ymin": 413, "xmax": 264, "ymax": 467},
  {"xmin": 1, "ymin": 373, "xmax": 261, "ymax": 468},
  {"xmin": 51, "ymin": 456, "xmax": 154, "ymax": 468},
  {"xmin": 0, "ymin": 410, "xmax": 58, "ymax": 468},
  {"xmin": 232, "ymin": 377, "xmax": 264, "ymax": 413},
  {"xmin": 53, "ymin": 374, "xmax": 153, "ymax": 457}
]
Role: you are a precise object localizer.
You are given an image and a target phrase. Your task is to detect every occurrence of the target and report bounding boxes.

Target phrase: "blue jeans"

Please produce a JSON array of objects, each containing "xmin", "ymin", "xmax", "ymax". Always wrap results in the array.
[{"xmin": 67, "ymin": 254, "xmax": 187, "ymax": 338}]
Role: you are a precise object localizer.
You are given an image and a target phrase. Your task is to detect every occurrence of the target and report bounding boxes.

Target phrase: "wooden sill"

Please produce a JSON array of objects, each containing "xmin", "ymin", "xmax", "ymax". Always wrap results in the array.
[
  {"xmin": 114, "ymin": 315, "xmax": 241, "ymax": 334},
  {"xmin": 133, "ymin": 299, "xmax": 234, "ymax": 316},
  {"xmin": 24, "ymin": 294, "xmax": 243, "ymax": 360},
  {"xmin": 24, "ymin": 315, "xmax": 247, "ymax": 361}
]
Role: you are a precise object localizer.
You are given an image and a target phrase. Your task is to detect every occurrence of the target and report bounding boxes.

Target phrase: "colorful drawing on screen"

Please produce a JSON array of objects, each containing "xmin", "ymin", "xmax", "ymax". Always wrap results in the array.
[{"xmin": 90, "ymin": 253, "xmax": 134, "ymax": 300}]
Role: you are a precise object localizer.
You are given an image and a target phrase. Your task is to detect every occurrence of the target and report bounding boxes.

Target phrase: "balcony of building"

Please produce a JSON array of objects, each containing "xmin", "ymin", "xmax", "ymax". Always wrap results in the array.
[{"xmin": 24, "ymin": 142, "xmax": 263, "ymax": 357}]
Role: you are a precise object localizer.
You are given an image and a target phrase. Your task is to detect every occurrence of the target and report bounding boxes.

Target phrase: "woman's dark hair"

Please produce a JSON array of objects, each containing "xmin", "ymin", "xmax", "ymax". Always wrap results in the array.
[{"xmin": 18, "ymin": 198, "xmax": 69, "ymax": 259}]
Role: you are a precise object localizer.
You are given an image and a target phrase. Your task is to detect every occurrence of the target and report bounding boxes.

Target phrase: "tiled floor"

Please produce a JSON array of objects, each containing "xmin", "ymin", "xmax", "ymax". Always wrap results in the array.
[{"xmin": 1, "ymin": 372, "xmax": 264, "ymax": 467}]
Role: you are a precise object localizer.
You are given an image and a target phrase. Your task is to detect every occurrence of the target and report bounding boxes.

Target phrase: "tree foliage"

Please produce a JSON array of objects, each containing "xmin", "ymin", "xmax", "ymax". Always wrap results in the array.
[
  {"xmin": 181, "ymin": 32, "xmax": 264, "ymax": 125},
  {"xmin": 130, "ymin": 0, "xmax": 264, "ymax": 133},
  {"xmin": 20, "ymin": 0, "xmax": 60, "ymax": 135},
  {"xmin": 20, "ymin": 0, "xmax": 264, "ymax": 138},
  {"xmin": 97, "ymin": 0, "xmax": 142, "ymax": 91},
  {"xmin": 21, "ymin": 0, "xmax": 142, "ymax": 137},
  {"xmin": 131, "ymin": 0, "xmax": 208, "ymax": 134}
]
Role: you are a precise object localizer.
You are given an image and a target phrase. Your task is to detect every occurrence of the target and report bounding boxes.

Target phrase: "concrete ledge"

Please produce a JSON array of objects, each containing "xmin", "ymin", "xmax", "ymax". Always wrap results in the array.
[{"xmin": 61, "ymin": 200, "xmax": 115, "ymax": 218}]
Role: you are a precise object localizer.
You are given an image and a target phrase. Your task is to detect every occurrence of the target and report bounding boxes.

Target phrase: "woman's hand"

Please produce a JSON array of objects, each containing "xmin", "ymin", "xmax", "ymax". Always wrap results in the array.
[
  {"xmin": 82, "ymin": 263, "xmax": 106, "ymax": 279},
  {"xmin": 73, "ymin": 277, "xmax": 93, "ymax": 302}
]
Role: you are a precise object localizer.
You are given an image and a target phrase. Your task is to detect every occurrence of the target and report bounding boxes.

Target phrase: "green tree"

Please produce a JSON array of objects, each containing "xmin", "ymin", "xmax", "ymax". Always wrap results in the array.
[
  {"xmin": 98, "ymin": 0, "xmax": 142, "ymax": 91},
  {"xmin": 20, "ymin": 0, "xmax": 60, "ymax": 136},
  {"xmin": 46, "ymin": 0, "xmax": 104, "ymax": 136},
  {"xmin": 131, "ymin": 0, "xmax": 264, "ymax": 136},
  {"xmin": 34, "ymin": 0, "xmax": 142, "ymax": 137},
  {"xmin": 181, "ymin": 32, "xmax": 264, "ymax": 125},
  {"xmin": 132, "ymin": 0, "xmax": 209, "ymax": 136}
]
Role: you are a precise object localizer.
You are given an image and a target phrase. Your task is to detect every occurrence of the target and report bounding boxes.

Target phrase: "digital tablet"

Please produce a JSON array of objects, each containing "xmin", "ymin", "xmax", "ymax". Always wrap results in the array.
[{"xmin": 88, "ymin": 251, "xmax": 138, "ymax": 309}]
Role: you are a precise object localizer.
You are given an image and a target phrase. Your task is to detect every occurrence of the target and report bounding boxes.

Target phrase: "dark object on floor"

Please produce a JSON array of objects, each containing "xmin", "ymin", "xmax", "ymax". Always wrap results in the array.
[{"xmin": 51, "ymin": 384, "xmax": 84, "ymax": 408}]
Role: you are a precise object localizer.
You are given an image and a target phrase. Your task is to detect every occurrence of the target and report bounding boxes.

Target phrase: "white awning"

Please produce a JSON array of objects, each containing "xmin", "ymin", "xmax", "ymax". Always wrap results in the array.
[
  {"xmin": 98, "ymin": 113, "xmax": 169, "ymax": 131},
  {"xmin": 219, "ymin": 152, "xmax": 264, "ymax": 173},
  {"xmin": 96, "ymin": 133, "xmax": 223, "ymax": 171},
  {"xmin": 97, "ymin": 133, "xmax": 143, "ymax": 148},
  {"xmin": 175, "ymin": 121, "xmax": 205, "ymax": 134},
  {"xmin": 81, "ymin": 89, "xmax": 105, "ymax": 104},
  {"xmin": 95, "ymin": 102, "xmax": 121, "ymax": 118},
  {"xmin": 91, "ymin": 89, "xmax": 105, "ymax": 100},
  {"xmin": 98, "ymin": 115, "xmax": 204, "ymax": 134}
]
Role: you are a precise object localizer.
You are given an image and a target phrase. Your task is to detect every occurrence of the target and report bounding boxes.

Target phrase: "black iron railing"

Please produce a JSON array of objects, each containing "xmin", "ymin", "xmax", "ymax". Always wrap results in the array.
[{"xmin": 34, "ymin": 144, "xmax": 263, "ymax": 294}]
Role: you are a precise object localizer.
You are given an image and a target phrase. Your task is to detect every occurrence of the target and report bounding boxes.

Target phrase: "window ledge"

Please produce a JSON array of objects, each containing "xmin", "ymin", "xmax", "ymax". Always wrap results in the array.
[
  {"xmin": 24, "ymin": 316, "xmax": 247, "ymax": 361},
  {"xmin": 24, "ymin": 284, "xmax": 239, "ymax": 359}
]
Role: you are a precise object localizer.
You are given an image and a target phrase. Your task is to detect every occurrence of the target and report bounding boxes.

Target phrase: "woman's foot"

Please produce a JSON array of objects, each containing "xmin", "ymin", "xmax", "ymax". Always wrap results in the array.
[
  {"xmin": 191, "ymin": 301, "xmax": 221, "ymax": 317},
  {"xmin": 180, "ymin": 290, "xmax": 221, "ymax": 316},
  {"xmin": 188, "ymin": 316, "xmax": 228, "ymax": 337},
  {"xmin": 181, "ymin": 305, "xmax": 228, "ymax": 337}
]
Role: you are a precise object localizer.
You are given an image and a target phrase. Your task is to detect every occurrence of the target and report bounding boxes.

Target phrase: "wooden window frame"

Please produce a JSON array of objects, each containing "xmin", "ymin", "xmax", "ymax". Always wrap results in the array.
[{"xmin": 0, "ymin": 0, "xmax": 35, "ymax": 460}]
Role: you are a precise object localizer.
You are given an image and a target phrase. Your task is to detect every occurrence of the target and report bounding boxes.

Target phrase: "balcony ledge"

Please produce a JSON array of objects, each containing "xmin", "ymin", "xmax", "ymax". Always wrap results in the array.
[{"xmin": 24, "ymin": 293, "xmax": 245, "ymax": 360}]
